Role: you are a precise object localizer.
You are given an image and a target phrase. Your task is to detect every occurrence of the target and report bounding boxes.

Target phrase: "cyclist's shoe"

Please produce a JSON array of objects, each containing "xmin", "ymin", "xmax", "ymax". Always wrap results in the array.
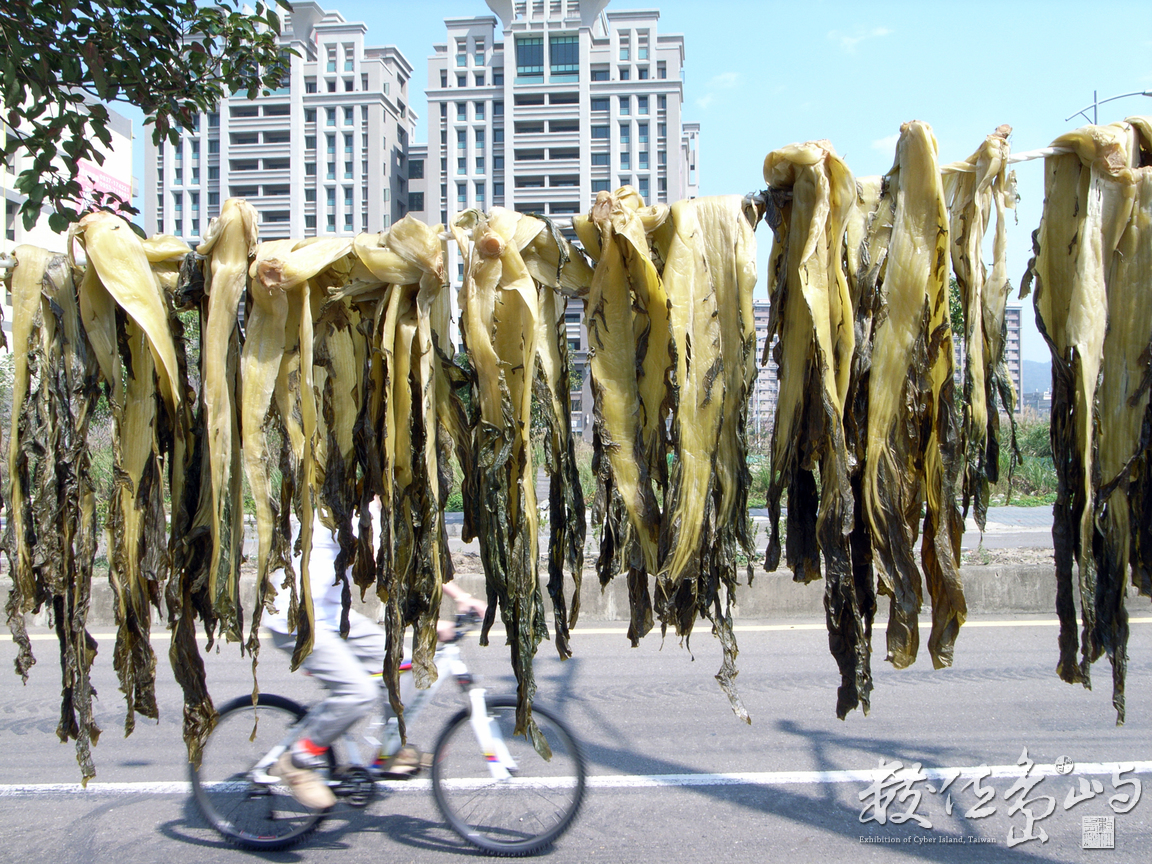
[
  {"xmin": 375, "ymin": 744, "xmax": 424, "ymax": 779},
  {"xmin": 270, "ymin": 741, "xmax": 336, "ymax": 810}
]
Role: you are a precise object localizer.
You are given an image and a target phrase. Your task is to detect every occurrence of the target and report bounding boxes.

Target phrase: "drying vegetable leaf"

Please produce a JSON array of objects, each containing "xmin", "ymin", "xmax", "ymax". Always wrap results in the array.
[
  {"xmin": 762, "ymin": 141, "xmax": 868, "ymax": 717},
  {"xmin": 943, "ymin": 126, "xmax": 1020, "ymax": 531},
  {"xmin": 862, "ymin": 121, "xmax": 965, "ymax": 671}
]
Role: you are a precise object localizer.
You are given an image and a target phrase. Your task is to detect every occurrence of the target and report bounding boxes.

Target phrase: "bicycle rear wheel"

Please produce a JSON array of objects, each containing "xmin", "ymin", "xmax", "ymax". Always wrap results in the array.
[
  {"xmin": 431, "ymin": 696, "xmax": 586, "ymax": 856},
  {"xmin": 189, "ymin": 693, "xmax": 332, "ymax": 850}
]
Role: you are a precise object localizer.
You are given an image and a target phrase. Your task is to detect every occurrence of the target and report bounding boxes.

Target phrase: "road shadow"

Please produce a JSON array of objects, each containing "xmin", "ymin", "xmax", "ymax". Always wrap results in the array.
[{"xmin": 556, "ymin": 649, "xmax": 1082, "ymax": 863}]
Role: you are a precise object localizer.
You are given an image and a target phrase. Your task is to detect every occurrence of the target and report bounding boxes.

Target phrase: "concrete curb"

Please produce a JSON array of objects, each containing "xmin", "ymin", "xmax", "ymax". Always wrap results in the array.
[{"xmin": 10, "ymin": 562, "xmax": 1114, "ymax": 630}]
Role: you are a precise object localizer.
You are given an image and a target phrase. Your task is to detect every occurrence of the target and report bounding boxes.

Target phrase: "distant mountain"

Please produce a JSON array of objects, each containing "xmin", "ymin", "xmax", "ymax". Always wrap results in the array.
[{"xmin": 1022, "ymin": 359, "xmax": 1051, "ymax": 394}]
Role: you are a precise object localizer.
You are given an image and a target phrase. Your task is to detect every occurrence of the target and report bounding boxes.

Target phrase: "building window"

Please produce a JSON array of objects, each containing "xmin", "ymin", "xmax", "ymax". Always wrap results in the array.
[
  {"xmin": 344, "ymin": 106, "xmax": 354, "ymax": 125},
  {"xmin": 619, "ymin": 96, "xmax": 630, "ymax": 116},
  {"xmin": 619, "ymin": 32, "xmax": 630, "ymax": 61},
  {"xmin": 327, "ymin": 108, "xmax": 336, "ymax": 126},
  {"xmin": 304, "ymin": 135, "xmax": 315, "ymax": 150},
  {"xmin": 475, "ymin": 181, "xmax": 486, "ymax": 205},
  {"xmin": 475, "ymin": 38, "xmax": 485, "ymax": 65},
  {"xmin": 591, "ymin": 152, "xmax": 609, "ymax": 166},
  {"xmin": 658, "ymin": 95, "xmax": 667, "ymax": 110},
  {"xmin": 344, "ymin": 78, "xmax": 354, "ymax": 92},
  {"xmin": 493, "ymin": 68, "xmax": 504, "ymax": 85},
  {"xmin": 475, "ymin": 128, "xmax": 486, "ymax": 149},
  {"xmin": 658, "ymin": 150, "xmax": 667, "ymax": 165},
  {"xmin": 306, "ymin": 78, "xmax": 317, "ymax": 93},
  {"xmin": 175, "ymin": 220, "xmax": 182, "ymax": 235},
  {"xmin": 592, "ymin": 179, "xmax": 610, "ymax": 193},
  {"xmin": 306, "ymin": 214, "xmax": 316, "ymax": 228},
  {"xmin": 619, "ymin": 67, "xmax": 630, "ymax": 81},
  {"xmin": 516, "ymin": 36, "xmax": 543, "ymax": 77},
  {"xmin": 345, "ymin": 46, "xmax": 354, "ymax": 72},
  {"xmin": 493, "ymin": 128, "xmax": 504, "ymax": 144},
  {"xmin": 550, "ymin": 35, "xmax": 579, "ymax": 74},
  {"xmin": 327, "ymin": 134, "xmax": 336, "ymax": 154},
  {"xmin": 591, "ymin": 98, "xmax": 609, "ymax": 112},
  {"xmin": 457, "ymin": 182, "xmax": 467, "ymax": 205},
  {"xmin": 209, "ymin": 165, "xmax": 219, "ymax": 180},
  {"xmin": 305, "ymin": 108, "xmax": 316, "ymax": 123},
  {"xmin": 208, "ymin": 191, "xmax": 219, "ymax": 207},
  {"xmin": 345, "ymin": 162, "xmax": 353, "ymax": 179},
  {"xmin": 475, "ymin": 101, "xmax": 485, "ymax": 119},
  {"xmin": 208, "ymin": 139, "xmax": 219, "ymax": 155},
  {"xmin": 591, "ymin": 67, "xmax": 609, "ymax": 81},
  {"xmin": 305, "ymin": 188, "xmax": 316, "ymax": 202},
  {"xmin": 174, "ymin": 167, "xmax": 183, "ymax": 184},
  {"xmin": 442, "ymin": 157, "xmax": 448, "ymax": 171},
  {"xmin": 344, "ymin": 187, "xmax": 353, "ymax": 205},
  {"xmin": 208, "ymin": 112, "xmax": 219, "ymax": 127},
  {"xmin": 475, "ymin": 73, "xmax": 485, "ymax": 86},
  {"xmin": 658, "ymin": 123, "xmax": 666, "ymax": 138},
  {"xmin": 362, "ymin": 73, "xmax": 368, "ymax": 91},
  {"xmin": 410, "ymin": 192, "xmax": 424, "ymax": 211},
  {"xmin": 458, "ymin": 157, "xmax": 467, "ymax": 174},
  {"xmin": 327, "ymin": 46, "xmax": 336, "ymax": 73},
  {"xmin": 494, "ymin": 154, "xmax": 504, "ymax": 169},
  {"xmin": 620, "ymin": 124, "xmax": 631, "ymax": 143},
  {"xmin": 639, "ymin": 151, "xmax": 648, "ymax": 169},
  {"xmin": 639, "ymin": 177, "xmax": 650, "ymax": 199},
  {"xmin": 191, "ymin": 140, "xmax": 200, "ymax": 158},
  {"xmin": 457, "ymin": 128, "xmax": 467, "ymax": 149},
  {"xmin": 456, "ymin": 102, "xmax": 467, "ymax": 120},
  {"xmin": 456, "ymin": 38, "xmax": 468, "ymax": 67},
  {"xmin": 191, "ymin": 166, "xmax": 200, "ymax": 183},
  {"xmin": 327, "ymin": 79, "xmax": 336, "ymax": 92},
  {"xmin": 494, "ymin": 181, "xmax": 504, "ymax": 198},
  {"xmin": 638, "ymin": 96, "xmax": 649, "ymax": 115},
  {"xmin": 591, "ymin": 125, "xmax": 609, "ymax": 140},
  {"xmin": 440, "ymin": 102, "xmax": 448, "ymax": 119},
  {"xmin": 327, "ymin": 163, "xmax": 336, "ymax": 179},
  {"xmin": 620, "ymin": 152, "xmax": 630, "ymax": 169},
  {"xmin": 619, "ymin": 175, "xmax": 631, "ymax": 187},
  {"xmin": 327, "ymin": 187, "xmax": 336, "ymax": 205},
  {"xmin": 327, "ymin": 215, "xmax": 336, "ymax": 231},
  {"xmin": 639, "ymin": 67, "xmax": 649, "ymax": 80},
  {"xmin": 344, "ymin": 133, "xmax": 353, "ymax": 155},
  {"xmin": 658, "ymin": 61, "xmax": 667, "ymax": 79},
  {"xmin": 638, "ymin": 123, "xmax": 649, "ymax": 144},
  {"xmin": 457, "ymin": 74, "xmax": 466, "ymax": 87},
  {"xmin": 441, "ymin": 70, "xmax": 448, "ymax": 87},
  {"xmin": 494, "ymin": 101, "xmax": 504, "ymax": 117},
  {"xmin": 476, "ymin": 157, "xmax": 485, "ymax": 173},
  {"xmin": 410, "ymin": 159, "xmax": 424, "ymax": 179}
]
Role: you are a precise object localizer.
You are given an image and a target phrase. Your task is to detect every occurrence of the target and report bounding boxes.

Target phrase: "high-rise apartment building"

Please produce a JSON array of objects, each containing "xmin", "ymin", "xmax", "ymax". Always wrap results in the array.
[
  {"xmin": 144, "ymin": 2, "xmax": 416, "ymax": 243},
  {"xmin": 409, "ymin": 0, "xmax": 700, "ymax": 436}
]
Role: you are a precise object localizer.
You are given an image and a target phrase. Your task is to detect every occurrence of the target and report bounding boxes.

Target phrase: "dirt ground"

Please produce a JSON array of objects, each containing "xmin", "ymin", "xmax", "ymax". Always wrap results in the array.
[{"xmin": 959, "ymin": 546, "xmax": 1054, "ymax": 567}]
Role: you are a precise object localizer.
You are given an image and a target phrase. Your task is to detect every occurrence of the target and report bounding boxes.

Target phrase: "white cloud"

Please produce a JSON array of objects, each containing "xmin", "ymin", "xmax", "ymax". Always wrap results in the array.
[
  {"xmin": 827, "ymin": 26, "xmax": 892, "ymax": 53},
  {"xmin": 696, "ymin": 94, "xmax": 716, "ymax": 110},
  {"xmin": 708, "ymin": 72, "xmax": 741, "ymax": 90},
  {"xmin": 871, "ymin": 133, "xmax": 900, "ymax": 154}
]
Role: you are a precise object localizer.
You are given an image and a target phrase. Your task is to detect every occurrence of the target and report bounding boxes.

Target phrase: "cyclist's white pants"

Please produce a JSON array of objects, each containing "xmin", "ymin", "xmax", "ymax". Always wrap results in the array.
[{"xmin": 269, "ymin": 609, "xmax": 415, "ymax": 748}]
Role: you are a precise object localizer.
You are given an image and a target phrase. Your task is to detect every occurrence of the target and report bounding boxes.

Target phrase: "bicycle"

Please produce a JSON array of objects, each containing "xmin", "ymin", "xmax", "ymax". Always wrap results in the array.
[{"xmin": 188, "ymin": 613, "xmax": 586, "ymax": 855}]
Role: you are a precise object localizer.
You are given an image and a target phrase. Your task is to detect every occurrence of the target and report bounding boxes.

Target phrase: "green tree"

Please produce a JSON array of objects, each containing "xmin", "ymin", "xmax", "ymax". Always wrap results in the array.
[{"xmin": 0, "ymin": 1, "xmax": 292, "ymax": 232}]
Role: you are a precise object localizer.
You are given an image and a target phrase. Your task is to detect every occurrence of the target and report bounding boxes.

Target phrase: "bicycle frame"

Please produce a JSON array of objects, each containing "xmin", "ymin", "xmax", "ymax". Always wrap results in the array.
[{"xmin": 245, "ymin": 621, "xmax": 518, "ymax": 786}]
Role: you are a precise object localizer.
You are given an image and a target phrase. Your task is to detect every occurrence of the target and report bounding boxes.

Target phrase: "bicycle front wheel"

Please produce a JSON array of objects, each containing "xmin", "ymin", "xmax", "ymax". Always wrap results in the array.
[
  {"xmin": 189, "ymin": 693, "xmax": 330, "ymax": 850},
  {"xmin": 431, "ymin": 696, "xmax": 586, "ymax": 855}
]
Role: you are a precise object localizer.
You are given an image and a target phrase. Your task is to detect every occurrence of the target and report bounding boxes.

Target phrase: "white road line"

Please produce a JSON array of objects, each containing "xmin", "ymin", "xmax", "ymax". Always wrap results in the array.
[
  {"xmin": 20, "ymin": 617, "xmax": 1152, "ymax": 640},
  {"xmin": 3, "ymin": 761, "xmax": 1149, "ymax": 797}
]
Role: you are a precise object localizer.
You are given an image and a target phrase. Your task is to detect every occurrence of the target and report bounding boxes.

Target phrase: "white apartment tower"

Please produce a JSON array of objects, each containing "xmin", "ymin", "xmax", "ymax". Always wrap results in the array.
[
  {"xmin": 144, "ymin": 2, "xmax": 416, "ymax": 243},
  {"xmin": 413, "ymin": 0, "xmax": 698, "ymax": 227}
]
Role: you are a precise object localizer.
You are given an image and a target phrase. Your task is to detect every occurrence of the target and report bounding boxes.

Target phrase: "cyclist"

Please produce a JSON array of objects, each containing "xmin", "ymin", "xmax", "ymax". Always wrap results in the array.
[{"xmin": 266, "ymin": 505, "xmax": 486, "ymax": 810}]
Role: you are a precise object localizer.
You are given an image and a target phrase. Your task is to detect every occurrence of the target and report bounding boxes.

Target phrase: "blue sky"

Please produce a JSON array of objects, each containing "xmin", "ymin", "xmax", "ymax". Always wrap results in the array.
[{"xmin": 122, "ymin": 0, "xmax": 1152, "ymax": 362}]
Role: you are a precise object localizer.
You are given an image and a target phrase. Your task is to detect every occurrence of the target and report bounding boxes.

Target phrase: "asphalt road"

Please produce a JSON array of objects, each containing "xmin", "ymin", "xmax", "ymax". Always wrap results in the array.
[{"xmin": 2, "ymin": 614, "xmax": 1151, "ymax": 864}]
